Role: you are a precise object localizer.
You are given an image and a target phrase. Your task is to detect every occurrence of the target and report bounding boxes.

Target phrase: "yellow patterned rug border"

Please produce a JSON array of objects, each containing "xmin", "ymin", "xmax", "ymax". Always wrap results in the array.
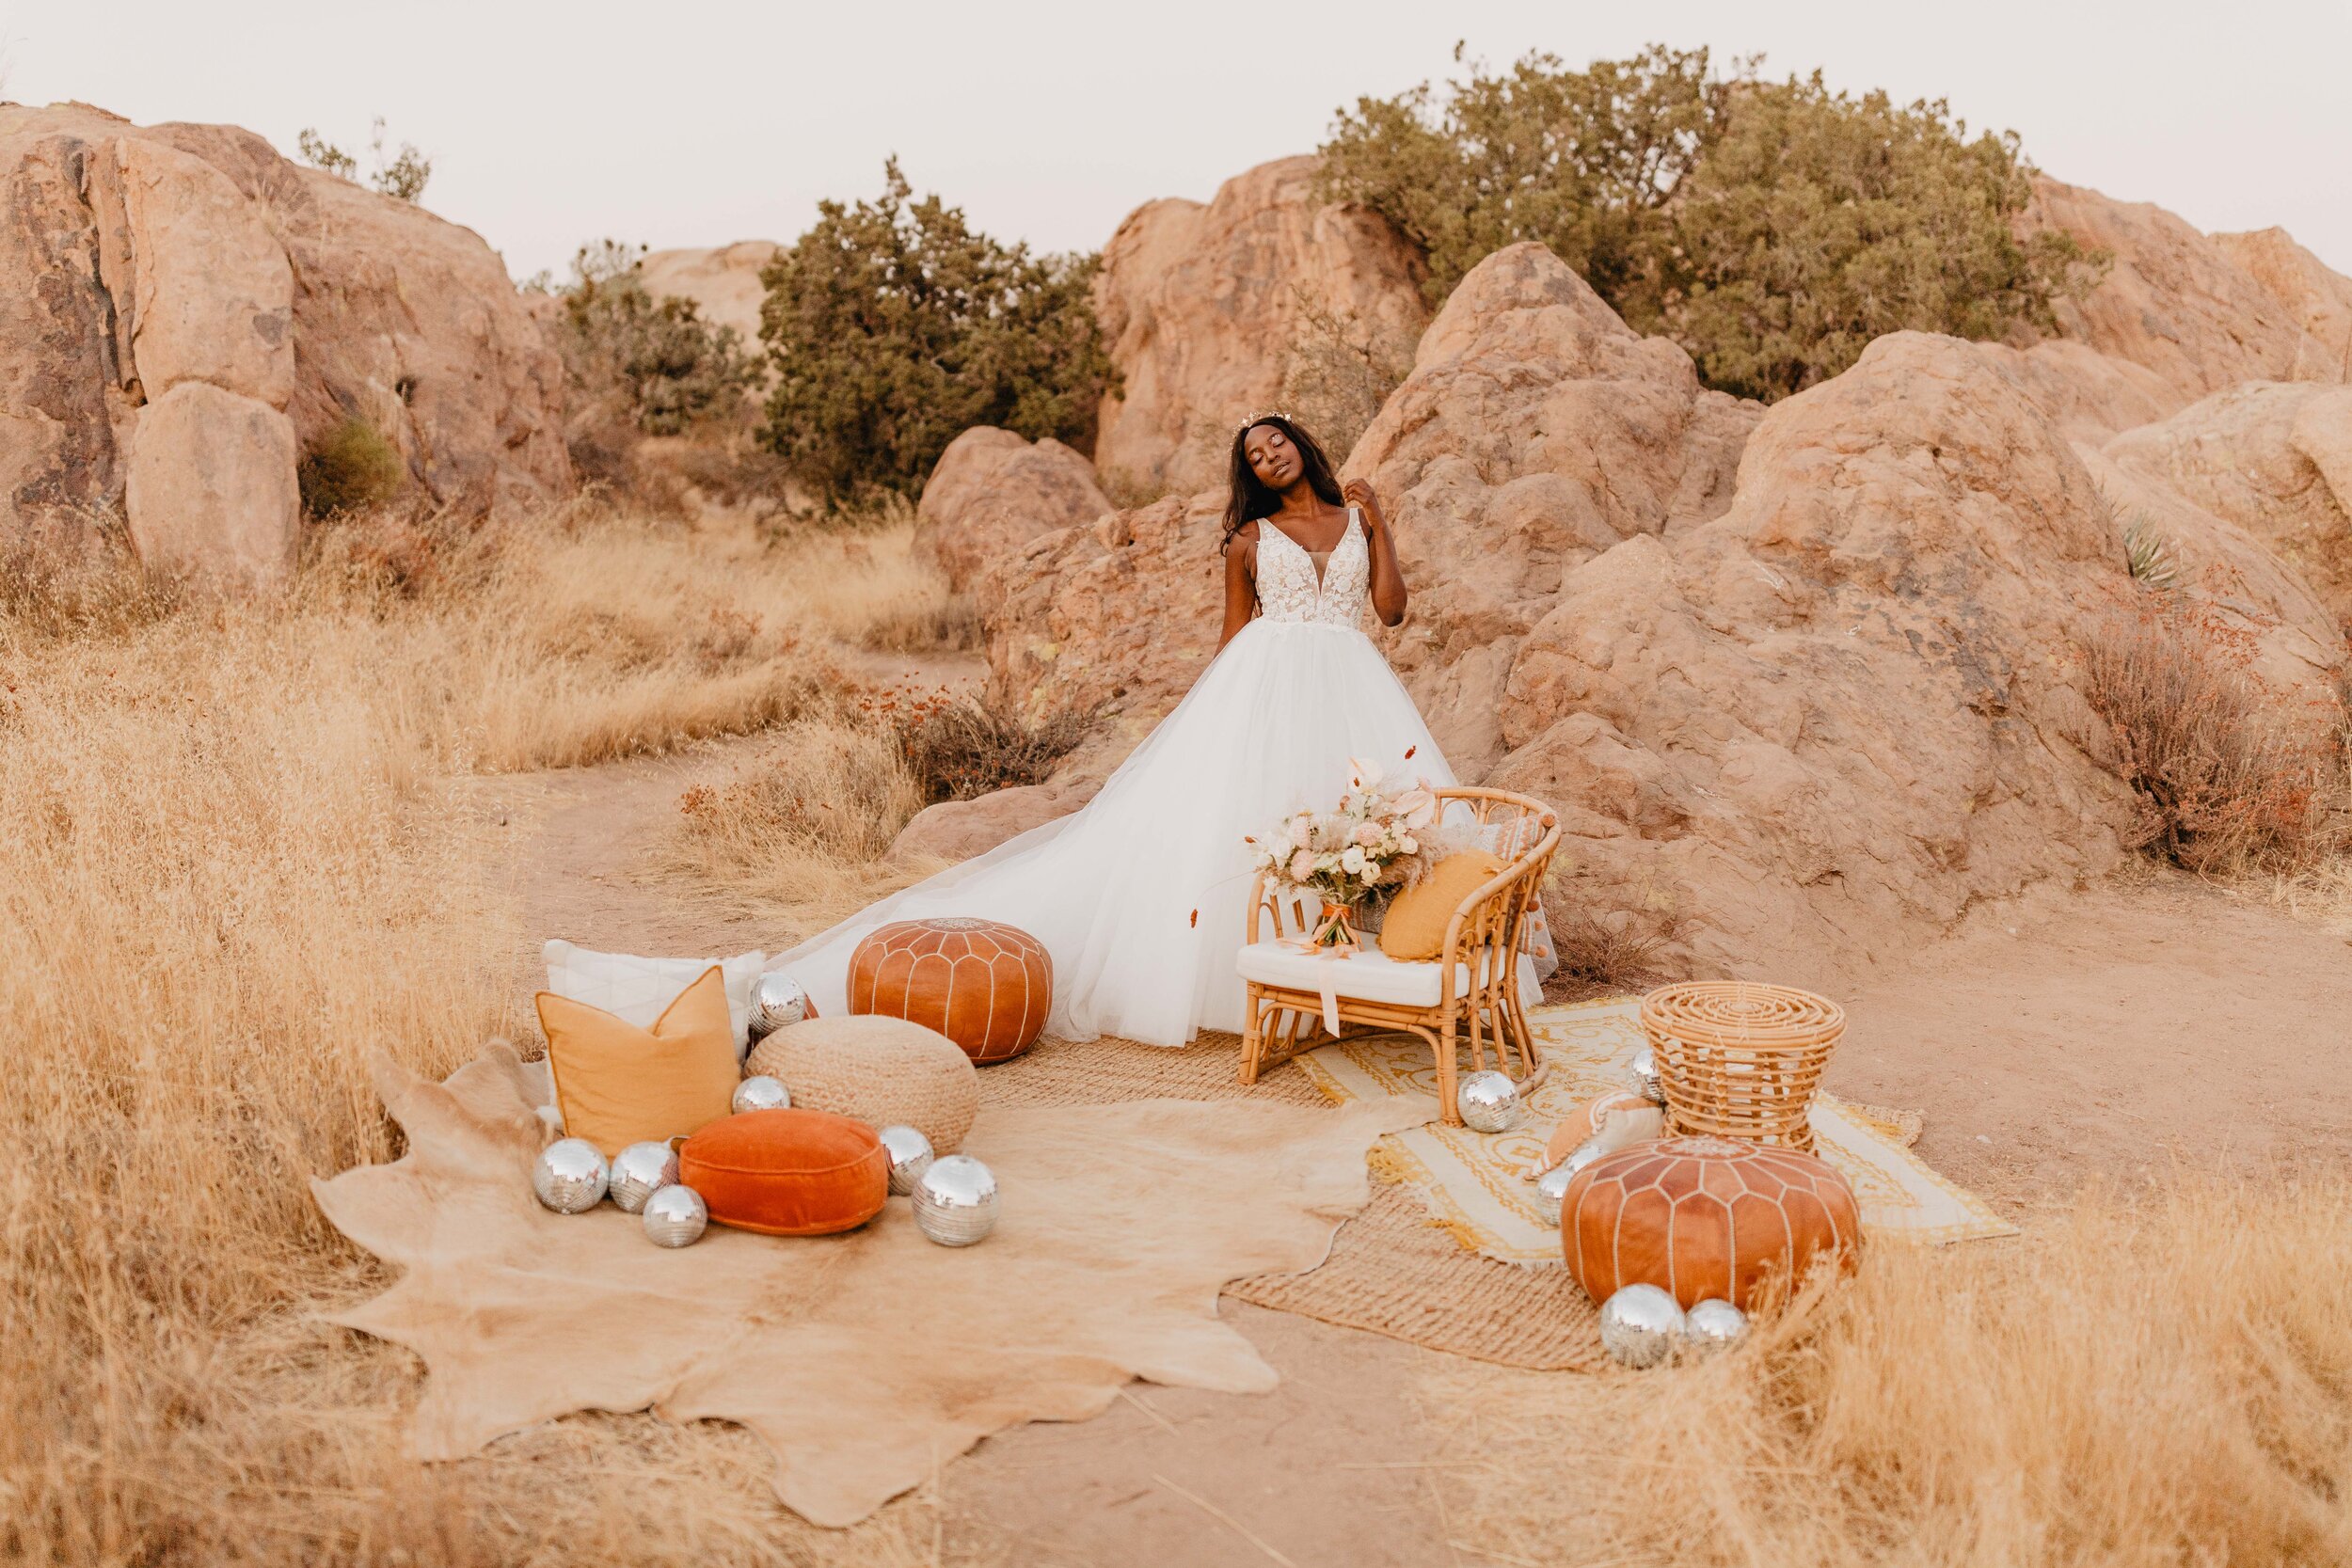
[{"xmin": 1294, "ymin": 998, "xmax": 2016, "ymax": 1266}]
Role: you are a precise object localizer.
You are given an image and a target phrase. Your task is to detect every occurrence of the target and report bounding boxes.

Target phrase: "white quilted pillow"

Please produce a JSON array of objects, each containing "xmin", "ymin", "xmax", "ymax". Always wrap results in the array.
[{"xmin": 541, "ymin": 940, "xmax": 768, "ymax": 1057}]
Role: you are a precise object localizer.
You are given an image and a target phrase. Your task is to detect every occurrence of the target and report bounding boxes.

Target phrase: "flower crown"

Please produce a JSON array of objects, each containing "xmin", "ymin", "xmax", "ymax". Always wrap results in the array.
[{"xmin": 1234, "ymin": 409, "xmax": 1297, "ymax": 437}]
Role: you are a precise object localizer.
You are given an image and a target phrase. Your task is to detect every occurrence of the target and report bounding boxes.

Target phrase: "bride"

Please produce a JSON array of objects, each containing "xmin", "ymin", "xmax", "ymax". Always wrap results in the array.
[{"xmin": 770, "ymin": 411, "xmax": 1534, "ymax": 1045}]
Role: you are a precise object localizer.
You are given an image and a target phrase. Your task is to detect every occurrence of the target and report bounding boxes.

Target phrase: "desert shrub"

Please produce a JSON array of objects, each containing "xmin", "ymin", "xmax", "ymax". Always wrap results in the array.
[
  {"xmin": 295, "ymin": 116, "xmax": 432, "ymax": 203},
  {"xmin": 1321, "ymin": 46, "xmax": 2103, "ymax": 401},
  {"xmin": 297, "ymin": 416, "xmax": 405, "ymax": 517},
  {"xmin": 0, "ymin": 511, "xmax": 179, "ymax": 643},
  {"xmin": 2080, "ymin": 597, "xmax": 2348, "ymax": 874},
  {"xmin": 887, "ymin": 686, "xmax": 1101, "ymax": 804},
  {"xmin": 757, "ymin": 160, "xmax": 1115, "ymax": 501},
  {"xmin": 563, "ymin": 241, "xmax": 761, "ymax": 438},
  {"xmin": 857, "ymin": 596, "xmax": 985, "ymax": 655},
  {"xmin": 1542, "ymin": 893, "xmax": 1688, "ymax": 991}
]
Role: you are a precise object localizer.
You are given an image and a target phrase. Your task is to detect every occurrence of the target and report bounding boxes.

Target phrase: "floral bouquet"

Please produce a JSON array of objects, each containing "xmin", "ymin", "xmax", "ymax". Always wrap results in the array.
[{"xmin": 1247, "ymin": 757, "xmax": 1445, "ymax": 953}]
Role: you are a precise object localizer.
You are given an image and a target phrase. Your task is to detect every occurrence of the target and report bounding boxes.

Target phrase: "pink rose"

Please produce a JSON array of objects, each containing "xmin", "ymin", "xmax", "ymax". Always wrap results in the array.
[{"xmin": 1353, "ymin": 821, "xmax": 1382, "ymax": 847}]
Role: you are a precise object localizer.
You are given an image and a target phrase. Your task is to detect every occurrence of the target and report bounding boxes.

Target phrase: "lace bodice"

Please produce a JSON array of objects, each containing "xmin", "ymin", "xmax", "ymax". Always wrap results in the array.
[{"xmin": 1254, "ymin": 506, "xmax": 1369, "ymax": 627}]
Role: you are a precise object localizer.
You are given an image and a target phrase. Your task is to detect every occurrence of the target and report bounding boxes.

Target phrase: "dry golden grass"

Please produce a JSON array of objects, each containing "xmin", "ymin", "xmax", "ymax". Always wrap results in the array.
[
  {"xmin": 1421, "ymin": 1177, "xmax": 2352, "ymax": 1567},
  {"xmin": 0, "ymin": 504, "xmax": 955, "ymax": 1567}
]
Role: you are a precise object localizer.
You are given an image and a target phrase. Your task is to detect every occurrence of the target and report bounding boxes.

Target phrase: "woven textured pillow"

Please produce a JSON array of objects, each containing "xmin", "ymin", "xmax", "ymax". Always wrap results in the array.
[
  {"xmin": 1378, "ymin": 849, "xmax": 1506, "ymax": 961},
  {"xmin": 679, "ymin": 1109, "xmax": 888, "ymax": 1237},
  {"xmin": 537, "ymin": 965, "xmax": 739, "ymax": 1156},
  {"xmin": 542, "ymin": 940, "xmax": 767, "ymax": 1055},
  {"xmin": 746, "ymin": 1014, "xmax": 978, "ymax": 1154}
]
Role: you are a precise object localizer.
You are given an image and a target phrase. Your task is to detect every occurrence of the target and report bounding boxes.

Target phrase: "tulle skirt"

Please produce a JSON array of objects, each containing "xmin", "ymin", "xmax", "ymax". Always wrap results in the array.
[{"xmin": 768, "ymin": 618, "xmax": 1523, "ymax": 1045}]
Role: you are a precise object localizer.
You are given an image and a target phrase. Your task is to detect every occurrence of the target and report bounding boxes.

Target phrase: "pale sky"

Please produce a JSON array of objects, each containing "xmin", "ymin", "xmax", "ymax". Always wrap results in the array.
[{"xmin": 13, "ymin": 0, "xmax": 2351, "ymax": 283}]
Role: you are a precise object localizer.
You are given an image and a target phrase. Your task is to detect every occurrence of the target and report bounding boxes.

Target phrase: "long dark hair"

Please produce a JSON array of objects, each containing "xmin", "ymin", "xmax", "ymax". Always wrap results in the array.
[{"xmin": 1220, "ymin": 414, "xmax": 1343, "ymax": 554}]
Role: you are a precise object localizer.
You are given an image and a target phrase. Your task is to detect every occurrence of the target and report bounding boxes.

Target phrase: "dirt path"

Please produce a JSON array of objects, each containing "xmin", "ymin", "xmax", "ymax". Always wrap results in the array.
[{"xmin": 481, "ymin": 738, "xmax": 2352, "ymax": 1563}]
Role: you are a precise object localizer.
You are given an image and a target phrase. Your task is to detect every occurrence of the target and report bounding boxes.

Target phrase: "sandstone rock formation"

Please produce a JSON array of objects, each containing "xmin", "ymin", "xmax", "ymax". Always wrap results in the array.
[
  {"xmin": 975, "ymin": 244, "xmax": 2347, "ymax": 982},
  {"xmin": 638, "ymin": 241, "xmax": 778, "ymax": 345},
  {"xmin": 1090, "ymin": 155, "xmax": 1425, "ymax": 498},
  {"xmin": 2105, "ymin": 381, "xmax": 2352, "ymax": 626},
  {"xmin": 914, "ymin": 427, "xmax": 1112, "ymax": 594},
  {"xmin": 2214, "ymin": 229, "xmax": 2352, "ymax": 383},
  {"xmin": 2014, "ymin": 180, "xmax": 2351, "ymax": 436},
  {"xmin": 1, "ymin": 103, "xmax": 568, "ymax": 582}
]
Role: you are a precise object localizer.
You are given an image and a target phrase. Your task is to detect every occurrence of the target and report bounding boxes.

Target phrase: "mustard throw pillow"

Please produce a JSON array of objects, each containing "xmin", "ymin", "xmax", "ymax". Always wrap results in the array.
[
  {"xmin": 538, "ymin": 965, "xmax": 739, "ymax": 1156},
  {"xmin": 1378, "ymin": 849, "xmax": 1507, "ymax": 961}
]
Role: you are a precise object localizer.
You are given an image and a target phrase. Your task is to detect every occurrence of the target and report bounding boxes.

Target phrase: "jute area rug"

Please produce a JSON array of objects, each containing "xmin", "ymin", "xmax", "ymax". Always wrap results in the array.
[{"xmin": 987, "ymin": 998, "xmax": 2009, "ymax": 1373}]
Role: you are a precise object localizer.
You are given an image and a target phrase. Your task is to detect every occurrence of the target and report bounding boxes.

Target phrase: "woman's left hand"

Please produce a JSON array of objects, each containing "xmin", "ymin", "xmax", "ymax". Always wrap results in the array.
[{"xmin": 1342, "ymin": 478, "xmax": 1382, "ymax": 521}]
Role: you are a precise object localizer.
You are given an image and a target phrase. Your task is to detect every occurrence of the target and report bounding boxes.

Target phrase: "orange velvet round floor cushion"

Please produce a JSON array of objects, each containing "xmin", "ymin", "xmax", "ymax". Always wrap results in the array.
[
  {"xmin": 848, "ymin": 917, "xmax": 1053, "ymax": 1063},
  {"xmin": 678, "ymin": 1109, "xmax": 889, "ymax": 1237}
]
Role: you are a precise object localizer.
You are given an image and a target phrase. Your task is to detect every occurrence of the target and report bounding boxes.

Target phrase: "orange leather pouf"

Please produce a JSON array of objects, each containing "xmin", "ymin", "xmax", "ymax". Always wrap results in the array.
[
  {"xmin": 848, "ymin": 917, "xmax": 1053, "ymax": 1064},
  {"xmin": 678, "ymin": 1109, "xmax": 888, "ymax": 1237},
  {"xmin": 1561, "ymin": 1135, "xmax": 1861, "ymax": 1310}
]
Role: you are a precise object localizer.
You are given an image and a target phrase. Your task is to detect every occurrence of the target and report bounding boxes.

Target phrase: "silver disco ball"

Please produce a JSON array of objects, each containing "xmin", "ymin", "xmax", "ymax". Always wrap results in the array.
[
  {"xmin": 747, "ymin": 972, "xmax": 814, "ymax": 1039},
  {"xmin": 1628, "ymin": 1043, "xmax": 1664, "ymax": 1105},
  {"xmin": 912, "ymin": 1154, "xmax": 1000, "ymax": 1246},
  {"xmin": 1599, "ymin": 1283, "xmax": 1687, "ymax": 1369},
  {"xmin": 608, "ymin": 1140, "xmax": 680, "ymax": 1214},
  {"xmin": 732, "ymin": 1074, "xmax": 791, "ymax": 1114},
  {"xmin": 1456, "ymin": 1069, "xmax": 1520, "ymax": 1133},
  {"xmin": 1685, "ymin": 1297, "xmax": 1750, "ymax": 1352},
  {"xmin": 1532, "ymin": 1135, "xmax": 1610, "ymax": 1226},
  {"xmin": 642, "ymin": 1183, "xmax": 708, "ymax": 1247},
  {"xmin": 532, "ymin": 1137, "xmax": 609, "ymax": 1213},
  {"xmin": 876, "ymin": 1123, "xmax": 935, "ymax": 1196}
]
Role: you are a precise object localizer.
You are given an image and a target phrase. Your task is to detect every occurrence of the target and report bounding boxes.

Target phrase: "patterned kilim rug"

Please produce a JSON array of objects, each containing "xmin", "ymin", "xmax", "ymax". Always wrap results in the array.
[
  {"xmin": 1295, "ymin": 997, "xmax": 2016, "ymax": 1267},
  {"xmin": 979, "ymin": 997, "xmax": 2010, "ymax": 1370}
]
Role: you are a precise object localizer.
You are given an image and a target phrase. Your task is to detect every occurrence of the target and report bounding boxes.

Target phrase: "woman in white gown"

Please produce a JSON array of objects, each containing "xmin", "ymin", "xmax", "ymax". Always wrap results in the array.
[{"xmin": 770, "ymin": 411, "xmax": 1527, "ymax": 1045}]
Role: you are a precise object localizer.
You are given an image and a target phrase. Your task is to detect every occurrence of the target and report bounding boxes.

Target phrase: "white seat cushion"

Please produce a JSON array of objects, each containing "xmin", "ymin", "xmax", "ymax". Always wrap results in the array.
[{"xmin": 1235, "ymin": 941, "xmax": 1502, "ymax": 1007}]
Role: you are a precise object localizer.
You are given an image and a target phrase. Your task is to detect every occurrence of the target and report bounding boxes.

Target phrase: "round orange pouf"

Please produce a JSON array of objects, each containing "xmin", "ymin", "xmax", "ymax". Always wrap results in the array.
[
  {"xmin": 1562, "ymin": 1135, "xmax": 1861, "ymax": 1310},
  {"xmin": 847, "ymin": 917, "xmax": 1053, "ymax": 1063}
]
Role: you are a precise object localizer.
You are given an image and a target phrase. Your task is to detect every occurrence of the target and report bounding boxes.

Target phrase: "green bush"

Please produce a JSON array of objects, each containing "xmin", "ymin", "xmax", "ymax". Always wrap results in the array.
[
  {"xmin": 1321, "ymin": 47, "xmax": 2105, "ymax": 401},
  {"xmin": 756, "ymin": 160, "xmax": 1115, "ymax": 501},
  {"xmin": 561, "ymin": 242, "xmax": 761, "ymax": 438},
  {"xmin": 296, "ymin": 418, "xmax": 405, "ymax": 517}
]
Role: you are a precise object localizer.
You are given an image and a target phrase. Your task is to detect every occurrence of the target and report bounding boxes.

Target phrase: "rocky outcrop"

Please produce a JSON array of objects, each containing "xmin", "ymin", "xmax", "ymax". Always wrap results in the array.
[
  {"xmin": 2021, "ymin": 180, "xmax": 2347, "ymax": 427},
  {"xmin": 1090, "ymin": 155, "xmax": 1426, "ymax": 498},
  {"xmin": 2105, "ymin": 381, "xmax": 2352, "ymax": 626},
  {"xmin": 123, "ymin": 382, "xmax": 300, "ymax": 584},
  {"xmin": 980, "ymin": 244, "xmax": 2347, "ymax": 983},
  {"xmin": 638, "ymin": 241, "xmax": 778, "ymax": 344},
  {"xmin": 914, "ymin": 427, "xmax": 1112, "ymax": 594},
  {"xmin": 2213, "ymin": 229, "xmax": 2352, "ymax": 383},
  {"xmin": 0, "ymin": 103, "xmax": 569, "ymax": 582}
]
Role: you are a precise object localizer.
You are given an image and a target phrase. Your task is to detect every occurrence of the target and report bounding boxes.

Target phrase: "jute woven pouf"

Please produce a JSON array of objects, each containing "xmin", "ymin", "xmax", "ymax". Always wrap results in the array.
[
  {"xmin": 1561, "ymin": 1134, "xmax": 1862, "ymax": 1310},
  {"xmin": 746, "ymin": 1014, "xmax": 979, "ymax": 1153},
  {"xmin": 1641, "ymin": 980, "xmax": 1844, "ymax": 1152},
  {"xmin": 848, "ymin": 917, "xmax": 1053, "ymax": 1063}
]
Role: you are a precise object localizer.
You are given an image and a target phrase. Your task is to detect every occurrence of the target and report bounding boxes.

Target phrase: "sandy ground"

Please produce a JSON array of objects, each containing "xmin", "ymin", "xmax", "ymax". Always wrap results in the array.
[{"xmin": 471, "ymin": 734, "xmax": 2352, "ymax": 1566}]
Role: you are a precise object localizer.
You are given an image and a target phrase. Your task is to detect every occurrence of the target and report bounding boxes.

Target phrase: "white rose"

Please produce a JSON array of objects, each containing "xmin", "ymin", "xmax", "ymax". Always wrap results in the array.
[{"xmin": 1340, "ymin": 846, "xmax": 1368, "ymax": 875}]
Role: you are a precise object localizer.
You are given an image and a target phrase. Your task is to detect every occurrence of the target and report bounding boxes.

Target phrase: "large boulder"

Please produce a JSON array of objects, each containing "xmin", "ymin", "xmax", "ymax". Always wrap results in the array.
[
  {"xmin": 1347, "ymin": 244, "xmax": 1763, "ymax": 773},
  {"xmin": 2022, "ymin": 180, "xmax": 2345, "ymax": 417},
  {"xmin": 980, "ymin": 244, "xmax": 2346, "ymax": 983},
  {"xmin": 2105, "ymin": 381, "xmax": 2352, "ymax": 626},
  {"xmin": 0, "ymin": 102, "xmax": 569, "ymax": 581},
  {"xmin": 637, "ymin": 241, "xmax": 778, "ymax": 344},
  {"xmin": 1090, "ymin": 155, "xmax": 1426, "ymax": 498},
  {"xmin": 2214, "ymin": 229, "xmax": 2352, "ymax": 381},
  {"xmin": 914, "ymin": 426, "xmax": 1113, "ymax": 594},
  {"xmin": 122, "ymin": 383, "xmax": 300, "ymax": 585}
]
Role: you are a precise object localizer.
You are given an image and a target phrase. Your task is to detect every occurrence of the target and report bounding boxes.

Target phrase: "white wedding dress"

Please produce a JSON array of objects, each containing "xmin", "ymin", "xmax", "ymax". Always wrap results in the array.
[{"xmin": 769, "ymin": 507, "xmax": 1534, "ymax": 1045}]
